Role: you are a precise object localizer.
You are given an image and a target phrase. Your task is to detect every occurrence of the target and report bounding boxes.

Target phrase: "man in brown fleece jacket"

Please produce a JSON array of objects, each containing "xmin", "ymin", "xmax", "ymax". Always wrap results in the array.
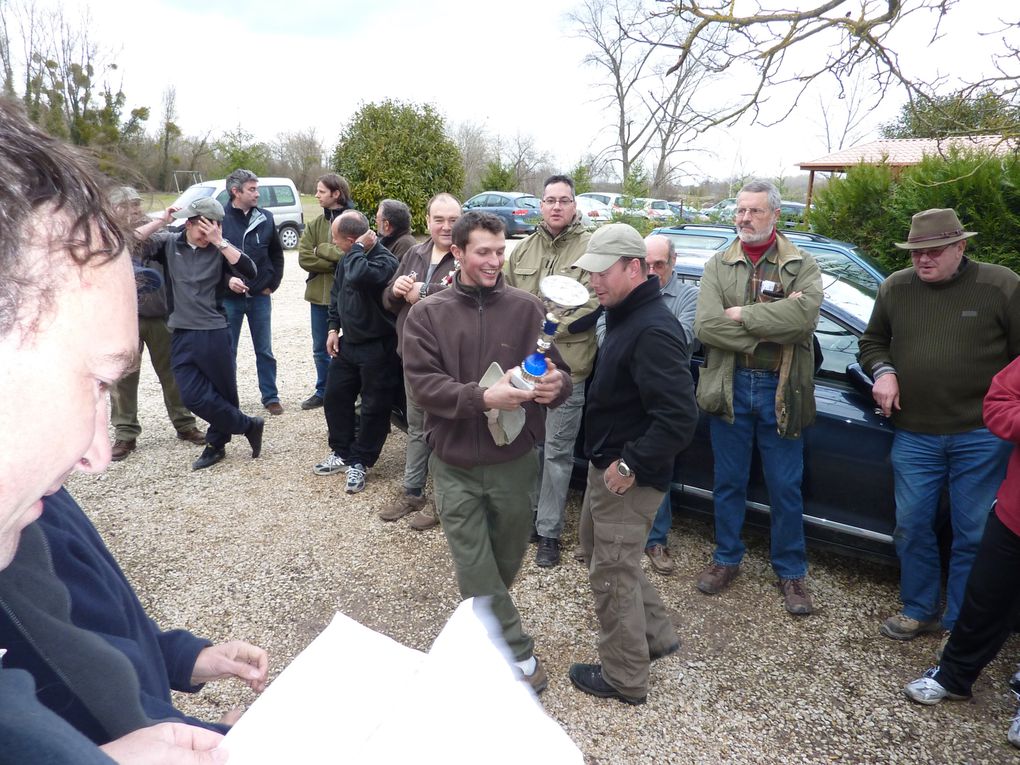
[{"xmin": 401, "ymin": 211, "xmax": 572, "ymax": 695}]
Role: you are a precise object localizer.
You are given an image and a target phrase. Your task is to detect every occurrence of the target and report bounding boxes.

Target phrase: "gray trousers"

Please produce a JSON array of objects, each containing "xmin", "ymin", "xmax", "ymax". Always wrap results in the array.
[
  {"xmin": 579, "ymin": 463, "xmax": 678, "ymax": 698},
  {"xmin": 111, "ymin": 316, "xmax": 197, "ymax": 440},
  {"xmin": 431, "ymin": 450, "xmax": 538, "ymax": 661},
  {"xmin": 534, "ymin": 384, "xmax": 585, "ymax": 539},
  {"xmin": 403, "ymin": 381, "xmax": 431, "ymax": 492}
]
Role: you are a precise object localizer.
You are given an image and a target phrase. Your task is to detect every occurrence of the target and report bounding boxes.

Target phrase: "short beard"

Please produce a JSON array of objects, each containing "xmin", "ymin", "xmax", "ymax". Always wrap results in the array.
[{"xmin": 737, "ymin": 226, "xmax": 773, "ymax": 245}]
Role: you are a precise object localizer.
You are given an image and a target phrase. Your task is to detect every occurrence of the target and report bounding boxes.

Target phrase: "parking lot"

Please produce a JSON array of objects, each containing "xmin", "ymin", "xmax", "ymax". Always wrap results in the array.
[{"xmin": 66, "ymin": 250, "xmax": 1020, "ymax": 763}]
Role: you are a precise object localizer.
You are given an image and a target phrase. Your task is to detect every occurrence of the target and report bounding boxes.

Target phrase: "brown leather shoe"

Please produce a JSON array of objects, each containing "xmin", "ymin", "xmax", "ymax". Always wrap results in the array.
[
  {"xmin": 778, "ymin": 577, "xmax": 814, "ymax": 615},
  {"xmin": 645, "ymin": 544, "xmax": 675, "ymax": 576},
  {"xmin": 266, "ymin": 402, "xmax": 284, "ymax": 416},
  {"xmin": 696, "ymin": 561, "xmax": 739, "ymax": 595},
  {"xmin": 379, "ymin": 493, "xmax": 425, "ymax": 522},
  {"xmin": 176, "ymin": 428, "xmax": 206, "ymax": 445},
  {"xmin": 408, "ymin": 504, "xmax": 439, "ymax": 531},
  {"xmin": 111, "ymin": 439, "xmax": 136, "ymax": 462}
]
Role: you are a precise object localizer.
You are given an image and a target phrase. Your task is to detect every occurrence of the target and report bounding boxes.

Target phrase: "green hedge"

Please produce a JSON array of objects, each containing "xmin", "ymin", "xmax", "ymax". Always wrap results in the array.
[{"xmin": 811, "ymin": 151, "xmax": 1020, "ymax": 274}]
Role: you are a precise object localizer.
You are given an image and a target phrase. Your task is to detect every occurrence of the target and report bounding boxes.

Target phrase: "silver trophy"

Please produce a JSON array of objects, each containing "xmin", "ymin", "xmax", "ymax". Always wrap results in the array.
[{"xmin": 510, "ymin": 275, "xmax": 590, "ymax": 390}]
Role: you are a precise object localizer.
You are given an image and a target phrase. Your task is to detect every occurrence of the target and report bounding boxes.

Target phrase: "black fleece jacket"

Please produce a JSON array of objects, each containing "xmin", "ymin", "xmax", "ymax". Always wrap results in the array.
[{"xmin": 584, "ymin": 276, "xmax": 698, "ymax": 491}]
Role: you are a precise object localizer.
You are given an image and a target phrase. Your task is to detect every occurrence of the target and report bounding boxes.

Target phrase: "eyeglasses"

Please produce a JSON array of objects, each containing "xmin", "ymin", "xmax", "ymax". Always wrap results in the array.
[
  {"xmin": 735, "ymin": 207, "xmax": 769, "ymax": 218},
  {"xmin": 911, "ymin": 245, "xmax": 954, "ymax": 258},
  {"xmin": 541, "ymin": 197, "xmax": 575, "ymax": 206}
]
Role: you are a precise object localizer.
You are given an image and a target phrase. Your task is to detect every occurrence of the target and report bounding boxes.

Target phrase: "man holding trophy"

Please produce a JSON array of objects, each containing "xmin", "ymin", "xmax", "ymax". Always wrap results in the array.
[{"xmin": 402, "ymin": 211, "xmax": 574, "ymax": 694}]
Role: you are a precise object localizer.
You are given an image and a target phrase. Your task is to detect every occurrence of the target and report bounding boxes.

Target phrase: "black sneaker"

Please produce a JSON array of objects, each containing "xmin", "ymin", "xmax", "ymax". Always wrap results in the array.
[
  {"xmin": 301, "ymin": 394, "xmax": 324, "ymax": 410},
  {"xmin": 192, "ymin": 445, "xmax": 225, "ymax": 471},
  {"xmin": 536, "ymin": 536, "xmax": 561, "ymax": 567},
  {"xmin": 246, "ymin": 417, "xmax": 265, "ymax": 458},
  {"xmin": 568, "ymin": 663, "xmax": 645, "ymax": 705}
]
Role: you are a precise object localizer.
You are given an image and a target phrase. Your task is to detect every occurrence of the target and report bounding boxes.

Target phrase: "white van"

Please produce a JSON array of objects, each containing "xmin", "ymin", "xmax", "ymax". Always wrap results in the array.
[{"xmin": 167, "ymin": 177, "xmax": 305, "ymax": 249}]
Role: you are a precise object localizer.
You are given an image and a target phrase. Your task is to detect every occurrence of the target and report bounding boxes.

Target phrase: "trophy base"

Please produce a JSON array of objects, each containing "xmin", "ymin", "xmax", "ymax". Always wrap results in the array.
[{"xmin": 510, "ymin": 369, "xmax": 535, "ymax": 391}]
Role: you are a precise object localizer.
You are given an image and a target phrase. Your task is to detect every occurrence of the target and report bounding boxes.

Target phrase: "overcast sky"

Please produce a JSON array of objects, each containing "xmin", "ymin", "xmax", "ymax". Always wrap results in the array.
[{"xmin": 33, "ymin": 0, "xmax": 1018, "ymax": 184}]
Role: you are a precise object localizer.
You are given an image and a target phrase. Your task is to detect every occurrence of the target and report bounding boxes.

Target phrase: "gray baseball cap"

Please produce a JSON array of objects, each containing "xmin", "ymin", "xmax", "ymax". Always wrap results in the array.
[
  {"xmin": 572, "ymin": 223, "xmax": 646, "ymax": 272},
  {"xmin": 171, "ymin": 196, "xmax": 225, "ymax": 222}
]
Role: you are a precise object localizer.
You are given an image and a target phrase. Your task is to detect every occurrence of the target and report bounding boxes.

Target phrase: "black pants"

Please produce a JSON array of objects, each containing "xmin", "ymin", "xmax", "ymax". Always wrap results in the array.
[
  {"xmin": 323, "ymin": 336, "xmax": 400, "ymax": 468},
  {"xmin": 171, "ymin": 327, "xmax": 254, "ymax": 450},
  {"xmin": 935, "ymin": 510, "xmax": 1020, "ymax": 695}
]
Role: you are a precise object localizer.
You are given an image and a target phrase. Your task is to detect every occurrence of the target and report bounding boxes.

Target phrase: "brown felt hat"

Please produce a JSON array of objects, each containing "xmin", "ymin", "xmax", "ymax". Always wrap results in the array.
[{"xmin": 894, "ymin": 208, "xmax": 978, "ymax": 250}]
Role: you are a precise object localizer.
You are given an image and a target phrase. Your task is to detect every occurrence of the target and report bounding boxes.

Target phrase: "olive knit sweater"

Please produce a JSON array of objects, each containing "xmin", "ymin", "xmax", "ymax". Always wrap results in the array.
[{"xmin": 859, "ymin": 257, "xmax": 1020, "ymax": 434}]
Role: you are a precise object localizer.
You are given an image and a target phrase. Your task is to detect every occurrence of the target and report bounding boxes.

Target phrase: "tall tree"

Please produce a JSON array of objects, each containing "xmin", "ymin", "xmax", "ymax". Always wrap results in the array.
[
  {"xmin": 881, "ymin": 90, "xmax": 1020, "ymax": 139},
  {"xmin": 214, "ymin": 126, "xmax": 271, "ymax": 177},
  {"xmin": 331, "ymin": 100, "xmax": 464, "ymax": 230},
  {"xmin": 271, "ymin": 129, "xmax": 325, "ymax": 191}
]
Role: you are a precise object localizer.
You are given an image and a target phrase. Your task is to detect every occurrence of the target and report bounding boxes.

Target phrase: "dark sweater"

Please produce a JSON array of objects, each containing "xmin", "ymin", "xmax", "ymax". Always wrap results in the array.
[
  {"xmin": 402, "ymin": 273, "xmax": 572, "ymax": 469},
  {"xmin": 0, "ymin": 488, "xmax": 222, "ymax": 744},
  {"xmin": 585, "ymin": 276, "xmax": 698, "ymax": 491},
  {"xmin": 859, "ymin": 258, "xmax": 1020, "ymax": 434}
]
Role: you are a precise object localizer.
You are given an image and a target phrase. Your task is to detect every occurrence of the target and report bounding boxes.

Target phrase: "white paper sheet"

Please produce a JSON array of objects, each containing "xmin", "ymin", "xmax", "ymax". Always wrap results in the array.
[{"xmin": 220, "ymin": 599, "xmax": 582, "ymax": 764}]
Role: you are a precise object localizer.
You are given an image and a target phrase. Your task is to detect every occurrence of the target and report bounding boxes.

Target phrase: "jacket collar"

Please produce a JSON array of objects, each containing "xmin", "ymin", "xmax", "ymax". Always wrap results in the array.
[
  {"xmin": 605, "ymin": 276, "xmax": 661, "ymax": 330},
  {"xmin": 720, "ymin": 229, "xmax": 803, "ymax": 266},
  {"xmin": 537, "ymin": 214, "xmax": 586, "ymax": 242},
  {"xmin": 453, "ymin": 271, "xmax": 505, "ymax": 303}
]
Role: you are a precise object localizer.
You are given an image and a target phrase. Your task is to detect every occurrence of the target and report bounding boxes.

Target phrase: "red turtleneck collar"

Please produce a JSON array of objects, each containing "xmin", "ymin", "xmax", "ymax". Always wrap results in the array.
[{"xmin": 741, "ymin": 229, "xmax": 777, "ymax": 264}]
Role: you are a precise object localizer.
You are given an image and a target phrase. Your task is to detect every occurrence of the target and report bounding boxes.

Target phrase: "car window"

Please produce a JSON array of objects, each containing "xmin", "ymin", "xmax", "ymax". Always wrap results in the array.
[
  {"xmin": 815, "ymin": 313, "xmax": 861, "ymax": 380},
  {"xmin": 651, "ymin": 200, "xmax": 668, "ymax": 210},
  {"xmin": 489, "ymin": 195, "xmax": 507, "ymax": 207},
  {"xmin": 269, "ymin": 185, "xmax": 296, "ymax": 206},
  {"xmin": 585, "ymin": 194, "xmax": 609, "ymax": 206},
  {"xmin": 215, "ymin": 190, "xmax": 229, "ymax": 206},
  {"xmin": 799, "ymin": 244, "xmax": 880, "ymax": 323},
  {"xmin": 257, "ymin": 187, "xmax": 275, "ymax": 206},
  {"xmin": 517, "ymin": 196, "xmax": 541, "ymax": 209}
]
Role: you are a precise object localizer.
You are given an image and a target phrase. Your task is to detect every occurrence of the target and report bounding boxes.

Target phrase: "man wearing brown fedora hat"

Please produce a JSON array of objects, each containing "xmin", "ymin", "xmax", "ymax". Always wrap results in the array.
[{"xmin": 860, "ymin": 207, "xmax": 1020, "ymax": 644}]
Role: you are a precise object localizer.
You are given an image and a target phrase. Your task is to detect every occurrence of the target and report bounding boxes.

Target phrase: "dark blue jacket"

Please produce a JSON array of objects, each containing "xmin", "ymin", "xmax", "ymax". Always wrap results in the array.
[
  {"xmin": 222, "ymin": 202, "xmax": 285, "ymax": 294},
  {"xmin": 0, "ymin": 488, "xmax": 225, "ymax": 744}
]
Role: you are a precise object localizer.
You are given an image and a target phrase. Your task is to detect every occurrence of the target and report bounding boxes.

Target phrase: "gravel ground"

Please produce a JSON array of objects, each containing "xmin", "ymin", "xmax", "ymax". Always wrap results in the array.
[{"xmin": 66, "ymin": 250, "xmax": 1020, "ymax": 764}]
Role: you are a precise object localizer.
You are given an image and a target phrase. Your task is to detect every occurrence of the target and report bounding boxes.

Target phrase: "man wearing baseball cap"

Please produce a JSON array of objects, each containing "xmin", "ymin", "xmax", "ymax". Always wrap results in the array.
[
  {"xmin": 567, "ymin": 223, "xmax": 697, "ymax": 705},
  {"xmin": 141, "ymin": 197, "xmax": 265, "ymax": 470},
  {"xmin": 860, "ymin": 207, "xmax": 1020, "ymax": 644}
]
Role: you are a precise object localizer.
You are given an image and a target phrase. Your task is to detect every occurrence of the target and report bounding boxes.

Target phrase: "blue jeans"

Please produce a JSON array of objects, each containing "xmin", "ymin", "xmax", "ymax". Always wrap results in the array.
[
  {"xmin": 891, "ymin": 426, "xmax": 1010, "ymax": 630},
  {"xmin": 646, "ymin": 493, "xmax": 672, "ymax": 549},
  {"xmin": 224, "ymin": 293, "xmax": 279, "ymax": 406},
  {"xmin": 709, "ymin": 369, "xmax": 807, "ymax": 580},
  {"xmin": 309, "ymin": 303, "xmax": 330, "ymax": 398}
]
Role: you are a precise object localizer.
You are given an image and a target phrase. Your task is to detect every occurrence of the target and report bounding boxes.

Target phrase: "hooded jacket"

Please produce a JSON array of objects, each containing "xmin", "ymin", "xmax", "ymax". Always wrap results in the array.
[{"xmin": 694, "ymin": 231, "xmax": 822, "ymax": 439}]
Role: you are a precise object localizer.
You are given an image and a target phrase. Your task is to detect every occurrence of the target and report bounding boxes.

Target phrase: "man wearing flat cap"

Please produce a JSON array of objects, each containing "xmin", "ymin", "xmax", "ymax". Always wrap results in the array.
[
  {"xmin": 860, "ymin": 207, "xmax": 1020, "ymax": 645},
  {"xmin": 142, "ymin": 197, "xmax": 265, "ymax": 470},
  {"xmin": 568, "ymin": 223, "xmax": 697, "ymax": 706}
]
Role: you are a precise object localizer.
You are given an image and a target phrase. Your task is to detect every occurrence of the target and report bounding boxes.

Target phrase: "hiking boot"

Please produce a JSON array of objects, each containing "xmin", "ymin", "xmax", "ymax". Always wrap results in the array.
[
  {"xmin": 380, "ymin": 493, "xmax": 425, "ymax": 522},
  {"xmin": 313, "ymin": 452, "xmax": 347, "ymax": 476},
  {"xmin": 408, "ymin": 505, "xmax": 439, "ymax": 531},
  {"xmin": 111, "ymin": 439, "xmax": 136, "ymax": 462},
  {"xmin": 645, "ymin": 544, "xmax": 675, "ymax": 575},
  {"xmin": 245, "ymin": 417, "xmax": 264, "ymax": 458},
  {"xmin": 517, "ymin": 656, "xmax": 548, "ymax": 695},
  {"xmin": 176, "ymin": 428, "xmax": 206, "ymax": 445},
  {"xmin": 880, "ymin": 613, "xmax": 942, "ymax": 641},
  {"xmin": 904, "ymin": 666, "xmax": 970, "ymax": 705},
  {"xmin": 778, "ymin": 578, "xmax": 814, "ymax": 615},
  {"xmin": 265, "ymin": 402, "xmax": 284, "ymax": 416},
  {"xmin": 300, "ymin": 394, "xmax": 324, "ymax": 410},
  {"xmin": 696, "ymin": 562, "xmax": 739, "ymax": 595},
  {"xmin": 568, "ymin": 663, "xmax": 645, "ymax": 705},
  {"xmin": 192, "ymin": 445, "xmax": 225, "ymax": 471},
  {"xmin": 345, "ymin": 464, "xmax": 367, "ymax": 494},
  {"xmin": 536, "ymin": 536, "xmax": 561, "ymax": 568}
]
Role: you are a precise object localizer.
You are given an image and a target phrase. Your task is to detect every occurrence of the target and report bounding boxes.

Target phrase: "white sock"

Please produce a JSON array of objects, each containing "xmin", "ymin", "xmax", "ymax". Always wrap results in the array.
[{"xmin": 513, "ymin": 656, "xmax": 537, "ymax": 676}]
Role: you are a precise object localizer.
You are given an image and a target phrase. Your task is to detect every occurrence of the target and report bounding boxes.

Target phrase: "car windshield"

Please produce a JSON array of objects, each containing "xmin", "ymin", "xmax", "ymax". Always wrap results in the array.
[
  {"xmin": 517, "ymin": 196, "xmax": 541, "ymax": 209},
  {"xmin": 660, "ymin": 233, "xmax": 731, "ymax": 251},
  {"xmin": 172, "ymin": 185, "xmax": 215, "ymax": 208},
  {"xmin": 799, "ymin": 244, "xmax": 881, "ymax": 322}
]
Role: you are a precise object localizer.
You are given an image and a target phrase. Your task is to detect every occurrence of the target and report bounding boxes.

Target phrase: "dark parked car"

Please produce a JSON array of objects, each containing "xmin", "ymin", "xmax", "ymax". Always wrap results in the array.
[
  {"xmin": 462, "ymin": 191, "xmax": 542, "ymax": 236},
  {"xmin": 576, "ymin": 225, "xmax": 900, "ymax": 558}
]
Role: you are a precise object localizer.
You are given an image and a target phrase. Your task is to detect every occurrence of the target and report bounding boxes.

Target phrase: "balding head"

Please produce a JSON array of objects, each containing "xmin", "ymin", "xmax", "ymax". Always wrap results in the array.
[
  {"xmin": 331, "ymin": 210, "xmax": 370, "ymax": 253},
  {"xmin": 644, "ymin": 234, "xmax": 676, "ymax": 289}
]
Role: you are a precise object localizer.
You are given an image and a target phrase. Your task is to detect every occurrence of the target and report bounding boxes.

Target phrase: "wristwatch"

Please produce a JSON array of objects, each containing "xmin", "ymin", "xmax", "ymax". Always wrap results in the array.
[
  {"xmin": 616, "ymin": 460, "xmax": 632, "ymax": 478},
  {"xmin": 216, "ymin": 239, "xmax": 230, "ymax": 249},
  {"xmin": 419, "ymin": 283, "xmax": 428, "ymax": 301}
]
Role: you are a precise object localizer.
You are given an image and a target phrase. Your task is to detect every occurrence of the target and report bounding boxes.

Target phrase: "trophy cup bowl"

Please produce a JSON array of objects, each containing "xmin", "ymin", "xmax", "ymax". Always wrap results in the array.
[{"xmin": 510, "ymin": 275, "xmax": 591, "ymax": 390}]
